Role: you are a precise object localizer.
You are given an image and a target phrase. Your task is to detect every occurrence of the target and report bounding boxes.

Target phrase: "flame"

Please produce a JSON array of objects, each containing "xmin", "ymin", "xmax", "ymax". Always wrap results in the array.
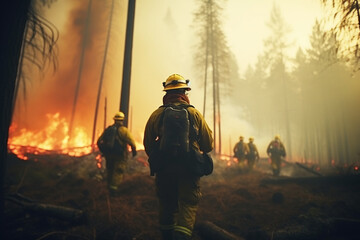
[
  {"xmin": 8, "ymin": 112, "xmax": 94, "ymax": 160},
  {"xmin": 215, "ymin": 153, "xmax": 238, "ymax": 167},
  {"xmin": 95, "ymin": 153, "xmax": 103, "ymax": 168}
]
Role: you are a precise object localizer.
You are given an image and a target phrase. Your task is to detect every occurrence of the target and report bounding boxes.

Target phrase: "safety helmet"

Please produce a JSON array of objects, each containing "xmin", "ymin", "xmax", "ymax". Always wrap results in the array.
[
  {"xmin": 249, "ymin": 137, "xmax": 254, "ymax": 142},
  {"xmin": 113, "ymin": 111, "xmax": 125, "ymax": 121},
  {"xmin": 274, "ymin": 135, "xmax": 280, "ymax": 140},
  {"xmin": 163, "ymin": 74, "xmax": 191, "ymax": 91},
  {"xmin": 239, "ymin": 136, "xmax": 244, "ymax": 140}
]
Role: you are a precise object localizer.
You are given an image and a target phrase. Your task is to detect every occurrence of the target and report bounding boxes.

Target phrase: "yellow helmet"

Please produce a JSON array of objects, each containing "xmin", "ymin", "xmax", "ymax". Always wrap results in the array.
[
  {"xmin": 239, "ymin": 136, "xmax": 244, "ymax": 140},
  {"xmin": 249, "ymin": 137, "xmax": 254, "ymax": 142},
  {"xmin": 163, "ymin": 74, "xmax": 191, "ymax": 91},
  {"xmin": 275, "ymin": 135, "xmax": 280, "ymax": 140},
  {"xmin": 113, "ymin": 111, "xmax": 125, "ymax": 121}
]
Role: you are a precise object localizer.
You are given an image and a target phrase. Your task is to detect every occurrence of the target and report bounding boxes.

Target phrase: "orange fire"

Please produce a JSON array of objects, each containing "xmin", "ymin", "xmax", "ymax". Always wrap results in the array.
[{"xmin": 8, "ymin": 112, "xmax": 94, "ymax": 160}]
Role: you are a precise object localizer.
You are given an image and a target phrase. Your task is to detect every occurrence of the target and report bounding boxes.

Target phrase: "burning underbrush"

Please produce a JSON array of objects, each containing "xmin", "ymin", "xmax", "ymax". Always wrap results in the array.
[{"xmin": 4, "ymin": 151, "xmax": 360, "ymax": 240}]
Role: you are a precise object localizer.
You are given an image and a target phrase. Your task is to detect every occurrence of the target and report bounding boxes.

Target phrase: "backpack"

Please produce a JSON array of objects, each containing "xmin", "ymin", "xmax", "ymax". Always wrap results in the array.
[
  {"xmin": 159, "ymin": 104, "xmax": 192, "ymax": 155},
  {"xmin": 148, "ymin": 104, "xmax": 213, "ymax": 177},
  {"xmin": 269, "ymin": 141, "xmax": 285, "ymax": 157},
  {"xmin": 97, "ymin": 125, "xmax": 124, "ymax": 155},
  {"xmin": 235, "ymin": 142, "xmax": 245, "ymax": 158}
]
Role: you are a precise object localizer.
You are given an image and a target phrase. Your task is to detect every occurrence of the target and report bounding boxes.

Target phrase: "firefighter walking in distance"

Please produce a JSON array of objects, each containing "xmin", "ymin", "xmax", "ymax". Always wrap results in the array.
[
  {"xmin": 266, "ymin": 135, "xmax": 286, "ymax": 176},
  {"xmin": 233, "ymin": 136, "xmax": 249, "ymax": 171},
  {"xmin": 97, "ymin": 112, "xmax": 137, "ymax": 195},
  {"xmin": 143, "ymin": 74, "xmax": 213, "ymax": 240},
  {"xmin": 247, "ymin": 137, "xmax": 259, "ymax": 171}
]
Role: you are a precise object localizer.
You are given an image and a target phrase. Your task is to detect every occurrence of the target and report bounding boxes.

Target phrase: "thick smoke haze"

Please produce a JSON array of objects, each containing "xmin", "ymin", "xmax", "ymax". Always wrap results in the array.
[{"xmin": 10, "ymin": 0, "xmax": 359, "ymax": 166}]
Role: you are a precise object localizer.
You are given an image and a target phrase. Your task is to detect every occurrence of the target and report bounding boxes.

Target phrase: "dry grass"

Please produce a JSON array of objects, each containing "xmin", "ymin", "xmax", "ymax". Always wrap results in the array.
[{"xmin": 4, "ymin": 152, "xmax": 360, "ymax": 240}]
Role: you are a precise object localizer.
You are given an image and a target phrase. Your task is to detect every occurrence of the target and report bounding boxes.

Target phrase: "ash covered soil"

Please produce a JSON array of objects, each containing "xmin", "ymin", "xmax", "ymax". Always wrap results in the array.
[{"xmin": 4, "ymin": 151, "xmax": 360, "ymax": 240}]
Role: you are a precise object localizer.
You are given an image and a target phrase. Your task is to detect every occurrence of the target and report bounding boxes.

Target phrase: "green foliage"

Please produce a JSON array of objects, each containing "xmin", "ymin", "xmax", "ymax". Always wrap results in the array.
[
  {"xmin": 231, "ymin": 5, "xmax": 360, "ymax": 166},
  {"xmin": 321, "ymin": 0, "xmax": 360, "ymax": 71}
]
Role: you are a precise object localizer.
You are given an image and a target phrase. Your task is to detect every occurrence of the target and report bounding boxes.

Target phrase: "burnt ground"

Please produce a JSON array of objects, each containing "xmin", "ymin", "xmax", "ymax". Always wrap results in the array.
[{"xmin": 4, "ymin": 150, "xmax": 360, "ymax": 240}]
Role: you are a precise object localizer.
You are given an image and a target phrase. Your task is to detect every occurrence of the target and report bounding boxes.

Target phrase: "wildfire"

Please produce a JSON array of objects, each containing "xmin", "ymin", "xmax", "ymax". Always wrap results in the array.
[
  {"xmin": 8, "ymin": 113, "xmax": 94, "ymax": 160},
  {"xmin": 95, "ymin": 153, "xmax": 103, "ymax": 168}
]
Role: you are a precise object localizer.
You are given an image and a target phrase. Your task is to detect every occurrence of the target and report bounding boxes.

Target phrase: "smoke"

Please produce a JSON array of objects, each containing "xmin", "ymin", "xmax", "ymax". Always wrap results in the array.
[
  {"xmin": 12, "ymin": 0, "xmax": 126, "ymax": 142},
  {"xmin": 10, "ymin": 0, "xmax": 337, "ymax": 164}
]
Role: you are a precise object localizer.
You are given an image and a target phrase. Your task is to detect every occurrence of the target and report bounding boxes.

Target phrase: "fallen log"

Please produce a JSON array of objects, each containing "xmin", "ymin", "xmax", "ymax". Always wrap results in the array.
[
  {"xmin": 260, "ymin": 175, "xmax": 360, "ymax": 185},
  {"xmin": 295, "ymin": 162, "xmax": 323, "ymax": 177},
  {"xmin": 195, "ymin": 221, "xmax": 244, "ymax": 240},
  {"xmin": 270, "ymin": 217, "xmax": 360, "ymax": 240},
  {"xmin": 6, "ymin": 193, "xmax": 86, "ymax": 223}
]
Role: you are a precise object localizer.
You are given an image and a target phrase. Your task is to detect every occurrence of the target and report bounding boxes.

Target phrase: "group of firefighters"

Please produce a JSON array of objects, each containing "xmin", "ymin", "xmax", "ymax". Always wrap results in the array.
[
  {"xmin": 96, "ymin": 73, "xmax": 287, "ymax": 240},
  {"xmin": 233, "ymin": 135, "xmax": 287, "ymax": 176}
]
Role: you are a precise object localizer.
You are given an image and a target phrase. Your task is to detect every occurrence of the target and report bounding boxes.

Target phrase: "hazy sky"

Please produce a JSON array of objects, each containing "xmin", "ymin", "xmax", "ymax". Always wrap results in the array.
[
  {"xmin": 225, "ymin": 0, "xmax": 323, "ymax": 70},
  {"xmin": 130, "ymin": 0, "xmax": 324, "ymax": 153},
  {"xmin": 137, "ymin": 0, "xmax": 323, "ymax": 74},
  {"xmin": 13, "ymin": 0, "xmax": 325, "ymax": 155}
]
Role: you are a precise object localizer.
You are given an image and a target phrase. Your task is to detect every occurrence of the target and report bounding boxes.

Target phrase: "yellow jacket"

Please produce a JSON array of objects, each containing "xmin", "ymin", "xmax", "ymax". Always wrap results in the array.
[
  {"xmin": 233, "ymin": 141, "xmax": 249, "ymax": 158},
  {"xmin": 117, "ymin": 125, "xmax": 136, "ymax": 150},
  {"xmin": 143, "ymin": 102, "xmax": 213, "ymax": 156},
  {"xmin": 97, "ymin": 123, "xmax": 136, "ymax": 157}
]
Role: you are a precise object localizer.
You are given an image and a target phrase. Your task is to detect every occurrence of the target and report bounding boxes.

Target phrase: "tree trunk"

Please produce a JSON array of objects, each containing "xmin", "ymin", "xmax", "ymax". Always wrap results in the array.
[
  {"xmin": 92, "ymin": 0, "xmax": 115, "ymax": 147},
  {"xmin": 120, "ymin": 0, "xmax": 136, "ymax": 127},
  {"xmin": 69, "ymin": 0, "xmax": 93, "ymax": 142},
  {"xmin": 0, "ymin": 1, "xmax": 32, "ymax": 238}
]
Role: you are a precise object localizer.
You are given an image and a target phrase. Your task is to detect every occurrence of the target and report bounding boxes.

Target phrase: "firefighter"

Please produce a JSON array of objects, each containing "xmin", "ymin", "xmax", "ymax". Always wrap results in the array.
[
  {"xmin": 266, "ymin": 135, "xmax": 286, "ymax": 176},
  {"xmin": 97, "ymin": 111, "xmax": 137, "ymax": 196},
  {"xmin": 247, "ymin": 137, "xmax": 259, "ymax": 171},
  {"xmin": 143, "ymin": 74, "xmax": 213, "ymax": 240},
  {"xmin": 233, "ymin": 136, "xmax": 249, "ymax": 170}
]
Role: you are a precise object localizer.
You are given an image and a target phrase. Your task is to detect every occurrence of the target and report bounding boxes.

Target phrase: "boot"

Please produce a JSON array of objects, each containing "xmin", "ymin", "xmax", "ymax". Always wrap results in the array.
[
  {"xmin": 273, "ymin": 169, "xmax": 280, "ymax": 176},
  {"xmin": 161, "ymin": 229, "xmax": 174, "ymax": 240}
]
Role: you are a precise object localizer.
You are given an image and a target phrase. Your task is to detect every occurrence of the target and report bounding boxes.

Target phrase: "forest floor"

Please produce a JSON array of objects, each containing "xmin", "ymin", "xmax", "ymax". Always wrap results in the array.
[{"xmin": 4, "ymin": 151, "xmax": 360, "ymax": 240}]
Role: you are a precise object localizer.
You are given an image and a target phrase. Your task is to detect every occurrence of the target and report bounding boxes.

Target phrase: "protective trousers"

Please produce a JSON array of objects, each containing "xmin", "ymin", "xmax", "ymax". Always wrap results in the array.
[
  {"xmin": 270, "ymin": 156, "xmax": 282, "ymax": 176},
  {"xmin": 247, "ymin": 157, "xmax": 256, "ymax": 170},
  {"xmin": 237, "ymin": 156, "xmax": 247, "ymax": 170},
  {"xmin": 156, "ymin": 169, "xmax": 201, "ymax": 239},
  {"xmin": 105, "ymin": 154, "xmax": 127, "ymax": 191}
]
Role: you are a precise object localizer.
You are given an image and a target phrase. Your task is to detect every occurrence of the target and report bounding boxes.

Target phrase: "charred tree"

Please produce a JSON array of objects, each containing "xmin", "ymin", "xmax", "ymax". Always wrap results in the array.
[
  {"xmin": 0, "ymin": 2, "xmax": 31, "ymax": 237},
  {"xmin": 104, "ymin": 97, "xmax": 107, "ymax": 130},
  {"xmin": 0, "ymin": 0, "xmax": 57, "ymax": 237},
  {"xmin": 92, "ymin": 0, "xmax": 115, "ymax": 147},
  {"xmin": 69, "ymin": 0, "xmax": 93, "ymax": 142},
  {"xmin": 119, "ymin": 0, "xmax": 136, "ymax": 127}
]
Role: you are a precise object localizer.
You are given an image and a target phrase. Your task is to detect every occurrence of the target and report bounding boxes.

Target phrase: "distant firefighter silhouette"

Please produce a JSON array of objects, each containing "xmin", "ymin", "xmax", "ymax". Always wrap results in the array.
[
  {"xmin": 233, "ymin": 136, "xmax": 249, "ymax": 171},
  {"xmin": 97, "ymin": 111, "xmax": 137, "ymax": 196},
  {"xmin": 266, "ymin": 135, "xmax": 286, "ymax": 176}
]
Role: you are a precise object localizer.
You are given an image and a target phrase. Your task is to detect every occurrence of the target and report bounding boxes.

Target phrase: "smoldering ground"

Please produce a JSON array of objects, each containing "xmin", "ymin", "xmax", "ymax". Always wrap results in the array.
[{"xmin": 4, "ymin": 151, "xmax": 360, "ymax": 240}]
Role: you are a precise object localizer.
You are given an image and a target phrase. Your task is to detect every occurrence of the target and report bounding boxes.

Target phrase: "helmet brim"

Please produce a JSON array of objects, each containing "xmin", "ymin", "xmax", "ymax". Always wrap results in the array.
[{"xmin": 163, "ymin": 84, "xmax": 191, "ymax": 91}]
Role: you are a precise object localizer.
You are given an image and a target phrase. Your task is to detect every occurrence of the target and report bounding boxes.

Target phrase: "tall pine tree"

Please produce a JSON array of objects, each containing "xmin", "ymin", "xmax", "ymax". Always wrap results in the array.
[{"xmin": 193, "ymin": 0, "xmax": 238, "ymax": 154}]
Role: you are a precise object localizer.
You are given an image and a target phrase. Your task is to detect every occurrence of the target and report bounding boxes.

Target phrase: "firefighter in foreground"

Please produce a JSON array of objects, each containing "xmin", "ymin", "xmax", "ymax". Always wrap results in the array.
[
  {"xmin": 266, "ymin": 135, "xmax": 286, "ymax": 176},
  {"xmin": 233, "ymin": 136, "xmax": 249, "ymax": 170},
  {"xmin": 143, "ymin": 74, "xmax": 213, "ymax": 240},
  {"xmin": 97, "ymin": 112, "xmax": 137, "ymax": 195},
  {"xmin": 247, "ymin": 137, "xmax": 259, "ymax": 171}
]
